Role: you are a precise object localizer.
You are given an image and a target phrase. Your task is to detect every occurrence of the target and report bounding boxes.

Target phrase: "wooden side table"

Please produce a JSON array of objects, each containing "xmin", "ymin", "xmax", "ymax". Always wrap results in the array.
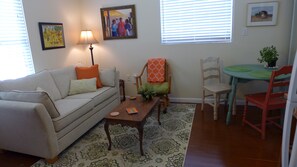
[{"xmin": 119, "ymin": 79, "xmax": 125, "ymax": 102}]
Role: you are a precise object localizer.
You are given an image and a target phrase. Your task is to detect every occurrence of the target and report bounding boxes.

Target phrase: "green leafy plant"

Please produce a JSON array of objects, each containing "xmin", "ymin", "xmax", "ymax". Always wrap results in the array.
[
  {"xmin": 257, "ymin": 45, "xmax": 279, "ymax": 67},
  {"xmin": 138, "ymin": 83, "xmax": 156, "ymax": 101}
]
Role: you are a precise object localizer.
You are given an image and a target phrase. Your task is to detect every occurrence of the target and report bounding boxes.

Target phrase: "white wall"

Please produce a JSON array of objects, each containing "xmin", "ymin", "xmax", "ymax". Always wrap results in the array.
[
  {"xmin": 22, "ymin": 0, "xmax": 294, "ymax": 101},
  {"xmin": 23, "ymin": 0, "xmax": 84, "ymax": 72},
  {"xmin": 79, "ymin": 0, "xmax": 294, "ymax": 101}
]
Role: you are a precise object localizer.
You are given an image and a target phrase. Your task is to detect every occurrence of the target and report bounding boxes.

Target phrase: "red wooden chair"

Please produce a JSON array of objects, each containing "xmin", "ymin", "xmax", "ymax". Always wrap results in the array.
[{"xmin": 242, "ymin": 65, "xmax": 292, "ymax": 139}]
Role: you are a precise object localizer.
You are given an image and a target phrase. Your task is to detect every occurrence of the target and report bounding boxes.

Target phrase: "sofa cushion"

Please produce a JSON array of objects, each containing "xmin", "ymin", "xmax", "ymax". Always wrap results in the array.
[
  {"xmin": 0, "ymin": 90, "xmax": 60, "ymax": 118},
  {"xmin": 100, "ymin": 67, "xmax": 116, "ymax": 87},
  {"xmin": 49, "ymin": 66, "xmax": 76, "ymax": 98},
  {"xmin": 66, "ymin": 87, "xmax": 117, "ymax": 107},
  {"xmin": 68, "ymin": 78, "xmax": 97, "ymax": 95},
  {"xmin": 53, "ymin": 98, "xmax": 93, "ymax": 131},
  {"xmin": 56, "ymin": 94, "xmax": 119, "ymax": 139},
  {"xmin": 0, "ymin": 70, "xmax": 62, "ymax": 101},
  {"xmin": 75, "ymin": 64, "xmax": 103, "ymax": 88}
]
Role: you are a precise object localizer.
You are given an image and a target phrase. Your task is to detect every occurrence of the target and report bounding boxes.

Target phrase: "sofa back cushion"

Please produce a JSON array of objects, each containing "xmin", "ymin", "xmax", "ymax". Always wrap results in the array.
[
  {"xmin": 0, "ymin": 70, "xmax": 62, "ymax": 101},
  {"xmin": 0, "ymin": 91, "xmax": 60, "ymax": 118},
  {"xmin": 49, "ymin": 66, "xmax": 77, "ymax": 98}
]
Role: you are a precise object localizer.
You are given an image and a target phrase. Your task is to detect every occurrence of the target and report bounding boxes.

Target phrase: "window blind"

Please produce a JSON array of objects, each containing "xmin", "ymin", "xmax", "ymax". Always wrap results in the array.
[
  {"xmin": 160, "ymin": 0, "xmax": 233, "ymax": 44},
  {"xmin": 0, "ymin": 0, "xmax": 35, "ymax": 80}
]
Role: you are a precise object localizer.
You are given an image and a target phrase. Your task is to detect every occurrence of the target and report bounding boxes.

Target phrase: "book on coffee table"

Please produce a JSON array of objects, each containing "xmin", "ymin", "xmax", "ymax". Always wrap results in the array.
[{"xmin": 126, "ymin": 107, "xmax": 138, "ymax": 114}]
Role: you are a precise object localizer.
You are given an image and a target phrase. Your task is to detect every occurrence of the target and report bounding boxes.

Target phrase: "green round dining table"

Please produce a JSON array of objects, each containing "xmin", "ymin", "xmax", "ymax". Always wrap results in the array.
[{"xmin": 223, "ymin": 64, "xmax": 290, "ymax": 125}]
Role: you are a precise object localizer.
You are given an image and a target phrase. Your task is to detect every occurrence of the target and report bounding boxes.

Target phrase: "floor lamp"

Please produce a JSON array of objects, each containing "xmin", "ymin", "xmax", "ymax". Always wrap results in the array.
[{"xmin": 78, "ymin": 30, "xmax": 98, "ymax": 65}]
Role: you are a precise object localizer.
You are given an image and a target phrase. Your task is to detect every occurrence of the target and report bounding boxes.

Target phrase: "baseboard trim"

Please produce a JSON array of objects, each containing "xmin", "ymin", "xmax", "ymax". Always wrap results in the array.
[
  {"xmin": 125, "ymin": 96, "xmax": 245, "ymax": 105},
  {"xmin": 169, "ymin": 97, "xmax": 245, "ymax": 105}
]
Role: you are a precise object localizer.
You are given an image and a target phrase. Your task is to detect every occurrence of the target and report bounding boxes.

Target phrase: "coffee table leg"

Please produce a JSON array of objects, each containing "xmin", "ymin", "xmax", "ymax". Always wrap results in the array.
[
  {"xmin": 158, "ymin": 103, "xmax": 161, "ymax": 125},
  {"xmin": 104, "ymin": 122, "xmax": 111, "ymax": 150},
  {"xmin": 137, "ymin": 125, "xmax": 144, "ymax": 156}
]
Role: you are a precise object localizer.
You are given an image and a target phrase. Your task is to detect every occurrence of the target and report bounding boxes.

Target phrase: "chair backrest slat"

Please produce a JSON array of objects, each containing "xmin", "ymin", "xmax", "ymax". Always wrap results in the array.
[
  {"xmin": 265, "ymin": 66, "xmax": 293, "ymax": 104},
  {"xmin": 200, "ymin": 57, "xmax": 221, "ymax": 86}
]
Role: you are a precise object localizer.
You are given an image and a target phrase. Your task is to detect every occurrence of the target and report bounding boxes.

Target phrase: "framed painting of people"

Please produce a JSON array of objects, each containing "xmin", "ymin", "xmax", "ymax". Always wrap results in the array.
[
  {"xmin": 38, "ymin": 22, "xmax": 66, "ymax": 50},
  {"xmin": 100, "ymin": 5, "xmax": 137, "ymax": 40},
  {"xmin": 247, "ymin": 2, "xmax": 278, "ymax": 26}
]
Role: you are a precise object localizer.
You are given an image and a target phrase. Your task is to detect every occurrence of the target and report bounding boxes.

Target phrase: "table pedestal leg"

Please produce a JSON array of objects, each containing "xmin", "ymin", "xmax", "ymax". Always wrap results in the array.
[
  {"xmin": 226, "ymin": 77, "xmax": 238, "ymax": 125},
  {"xmin": 104, "ymin": 122, "xmax": 111, "ymax": 150}
]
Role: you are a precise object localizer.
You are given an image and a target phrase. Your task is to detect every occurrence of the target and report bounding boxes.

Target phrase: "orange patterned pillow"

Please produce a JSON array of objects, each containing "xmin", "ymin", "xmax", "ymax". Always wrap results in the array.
[
  {"xmin": 147, "ymin": 58, "xmax": 166, "ymax": 83},
  {"xmin": 75, "ymin": 64, "xmax": 103, "ymax": 88}
]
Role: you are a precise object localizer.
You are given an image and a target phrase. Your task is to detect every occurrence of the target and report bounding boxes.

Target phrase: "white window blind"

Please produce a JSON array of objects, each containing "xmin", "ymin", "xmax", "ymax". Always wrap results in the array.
[
  {"xmin": 160, "ymin": 0, "xmax": 233, "ymax": 44},
  {"xmin": 0, "ymin": 0, "xmax": 35, "ymax": 80}
]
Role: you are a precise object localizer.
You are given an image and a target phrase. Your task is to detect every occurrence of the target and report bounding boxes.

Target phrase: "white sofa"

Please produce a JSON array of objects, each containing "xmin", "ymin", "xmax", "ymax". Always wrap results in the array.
[{"xmin": 0, "ymin": 66, "xmax": 120, "ymax": 161}]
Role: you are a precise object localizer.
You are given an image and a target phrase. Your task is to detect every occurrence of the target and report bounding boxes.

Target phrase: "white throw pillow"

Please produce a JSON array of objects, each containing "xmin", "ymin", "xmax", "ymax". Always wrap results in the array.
[
  {"xmin": 0, "ymin": 90, "xmax": 60, "ymax": 118},
  {"xmin": 68, "ymin": 78, "xmax": 97, "ymax": 95},
  {"xmin": 100, "ymin": 67, "xmax": 116, "ymax": 87}
]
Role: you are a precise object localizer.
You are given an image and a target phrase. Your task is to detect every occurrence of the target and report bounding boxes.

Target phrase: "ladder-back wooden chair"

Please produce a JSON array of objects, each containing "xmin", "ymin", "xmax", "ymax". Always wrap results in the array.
[
  {"xmin": 135, "ymin": 58, "xmax": 171, "ymax": 110},
  {"xmin": 200, "ymin": 57, "xmax": 231, "ymax": 120}
]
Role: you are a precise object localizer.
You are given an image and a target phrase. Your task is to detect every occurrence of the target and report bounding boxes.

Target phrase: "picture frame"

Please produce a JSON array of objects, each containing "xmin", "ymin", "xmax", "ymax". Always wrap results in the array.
[
  {"xmin": 247, "ymin": 2, "xmax": 278, "ymax": 27},
  {"xmin": 100, "ymin": 5, "xmax": 137, "ymax": 40},
  {"xmin": 38, "ymin": 22, "xmax": 66, "ymax": 50}
]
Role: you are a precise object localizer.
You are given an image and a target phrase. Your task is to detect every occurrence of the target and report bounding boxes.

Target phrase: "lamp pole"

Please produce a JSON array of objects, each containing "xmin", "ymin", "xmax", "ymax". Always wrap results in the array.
[{"xmin": 89, "ymin": 44, "xmax": 94, "ymax": 65}]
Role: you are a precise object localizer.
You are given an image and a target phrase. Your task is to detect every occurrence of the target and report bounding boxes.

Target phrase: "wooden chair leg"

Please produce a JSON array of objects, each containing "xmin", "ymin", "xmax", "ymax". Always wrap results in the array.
[
  {"xmin": 218, "ymin": 94, "xmax": 221, "ymax": 111},
  {"xmin": 224, "ymin": 93, "xmax": 229, "ymax": 111},
  {"xmin": 165, "ymin": 95, "xmax": 169, "ymax": 107},
  {"xmin": 213, "ymin": 94, "xmax": 218, "ymax": 120},
  {"xmin": 242, "ymin": 100, "xmax": 248, "ymax": 126},
  {"xmin": 261, "ymin": 109, "xmax": 268, "ymax": 140},
  {"xmin": 201, "ymin": 90, "xmax": 205, "ymax": 111},
  {"xmin": 46, "ymin": 156, "xmax": 58, "ymax": 164}
]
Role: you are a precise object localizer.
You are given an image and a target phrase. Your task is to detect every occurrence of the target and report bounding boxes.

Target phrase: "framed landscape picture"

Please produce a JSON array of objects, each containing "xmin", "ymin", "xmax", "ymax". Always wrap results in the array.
[
  {"xmin": 247, "ymin": 2, "xmax": 278, "ymax": 26},
  {"xmin": 100, "ymin": 5, "xmax": 137, "ymax": 40},
  {"xmin": 38, "ymin": 22, "xmax": 66, "ymax": 50}
]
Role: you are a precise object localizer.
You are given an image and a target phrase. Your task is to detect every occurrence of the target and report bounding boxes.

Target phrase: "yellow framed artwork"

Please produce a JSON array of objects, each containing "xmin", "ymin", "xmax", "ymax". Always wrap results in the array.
[{"xmin": 38, "ymin": 22, "xmax": 66, "ymax": 50}]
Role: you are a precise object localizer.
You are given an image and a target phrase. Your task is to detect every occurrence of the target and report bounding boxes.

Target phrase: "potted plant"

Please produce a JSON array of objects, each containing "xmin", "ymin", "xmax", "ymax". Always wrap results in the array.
[
  {"xmin": 257, "ymin": 45, "xmax": 279, "ymax": 67},
  {"xmin": 138, "ymin": 83, "xmax": 156, "ymax": 101}
]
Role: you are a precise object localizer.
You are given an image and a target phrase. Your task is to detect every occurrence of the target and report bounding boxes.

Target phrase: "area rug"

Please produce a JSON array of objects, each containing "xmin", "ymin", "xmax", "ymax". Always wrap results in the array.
[{"xmin": 32, "ymin": 103, "xmax": 196, "ymax": 167}]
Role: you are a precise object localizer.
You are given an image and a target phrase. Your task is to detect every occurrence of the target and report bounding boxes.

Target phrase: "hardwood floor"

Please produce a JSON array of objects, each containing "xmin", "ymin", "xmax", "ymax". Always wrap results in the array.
[
  {"xmin": 184, "ymin": 104, "xmax": 282, "ymax": 167},
  {"xmin": 0, "ymin": 103, "xmax": 282, "ymax": 167}
]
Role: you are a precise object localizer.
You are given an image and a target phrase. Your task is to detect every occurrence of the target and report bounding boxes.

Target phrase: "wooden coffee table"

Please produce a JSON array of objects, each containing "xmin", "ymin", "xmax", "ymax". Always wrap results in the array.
[{"xmin": 104, "ymin": 96, "xmax": 161, "ymax": 156}]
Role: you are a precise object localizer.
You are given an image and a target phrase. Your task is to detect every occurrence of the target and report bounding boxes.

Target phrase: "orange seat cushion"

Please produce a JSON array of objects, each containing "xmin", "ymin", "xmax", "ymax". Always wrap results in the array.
[{"xmin": 75, "ymin": 64, "xmax": 103, "ymax": 88}]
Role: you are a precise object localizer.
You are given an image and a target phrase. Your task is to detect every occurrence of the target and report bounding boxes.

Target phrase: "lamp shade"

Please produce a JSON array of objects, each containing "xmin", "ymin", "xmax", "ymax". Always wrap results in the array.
[{"xmin": 78, "ymin": 30, "xmax": 98, "ymax": 44}]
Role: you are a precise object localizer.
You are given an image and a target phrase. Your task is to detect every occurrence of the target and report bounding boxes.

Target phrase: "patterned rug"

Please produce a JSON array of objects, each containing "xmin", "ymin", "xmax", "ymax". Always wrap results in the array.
[{"xmin": 32, "ymin": 103, "xmax": 196, "ymax": 167}]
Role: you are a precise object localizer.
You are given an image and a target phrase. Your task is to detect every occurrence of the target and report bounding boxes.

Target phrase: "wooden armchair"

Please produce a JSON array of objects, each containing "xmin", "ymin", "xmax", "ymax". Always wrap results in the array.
[{"xmin": 135, "ymin": 58, "xmax": 171, "ymax": 110}]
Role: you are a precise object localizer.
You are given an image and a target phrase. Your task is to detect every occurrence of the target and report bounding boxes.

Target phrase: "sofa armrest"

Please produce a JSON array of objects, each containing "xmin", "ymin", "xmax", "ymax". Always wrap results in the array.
[{"xmin": 0, "ymin": 100, "xmax": 59, "ymax": 159}]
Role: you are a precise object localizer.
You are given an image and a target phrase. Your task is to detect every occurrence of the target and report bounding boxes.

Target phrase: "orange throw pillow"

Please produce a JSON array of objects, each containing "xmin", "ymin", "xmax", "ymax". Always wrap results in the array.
[{"xmin": 75, "ymin": 64, "xmax": 103, "ymax": 88}]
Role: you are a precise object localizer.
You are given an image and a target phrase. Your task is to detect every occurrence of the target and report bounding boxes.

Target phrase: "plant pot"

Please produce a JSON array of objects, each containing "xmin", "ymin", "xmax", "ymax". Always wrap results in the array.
[
  {"xmin": 267, "ymin": 61, "xmax": 277, "ymax": 68},
  {"xmin": 141, "ymin": 94, "xmax": 153, "ymax": 102}
]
